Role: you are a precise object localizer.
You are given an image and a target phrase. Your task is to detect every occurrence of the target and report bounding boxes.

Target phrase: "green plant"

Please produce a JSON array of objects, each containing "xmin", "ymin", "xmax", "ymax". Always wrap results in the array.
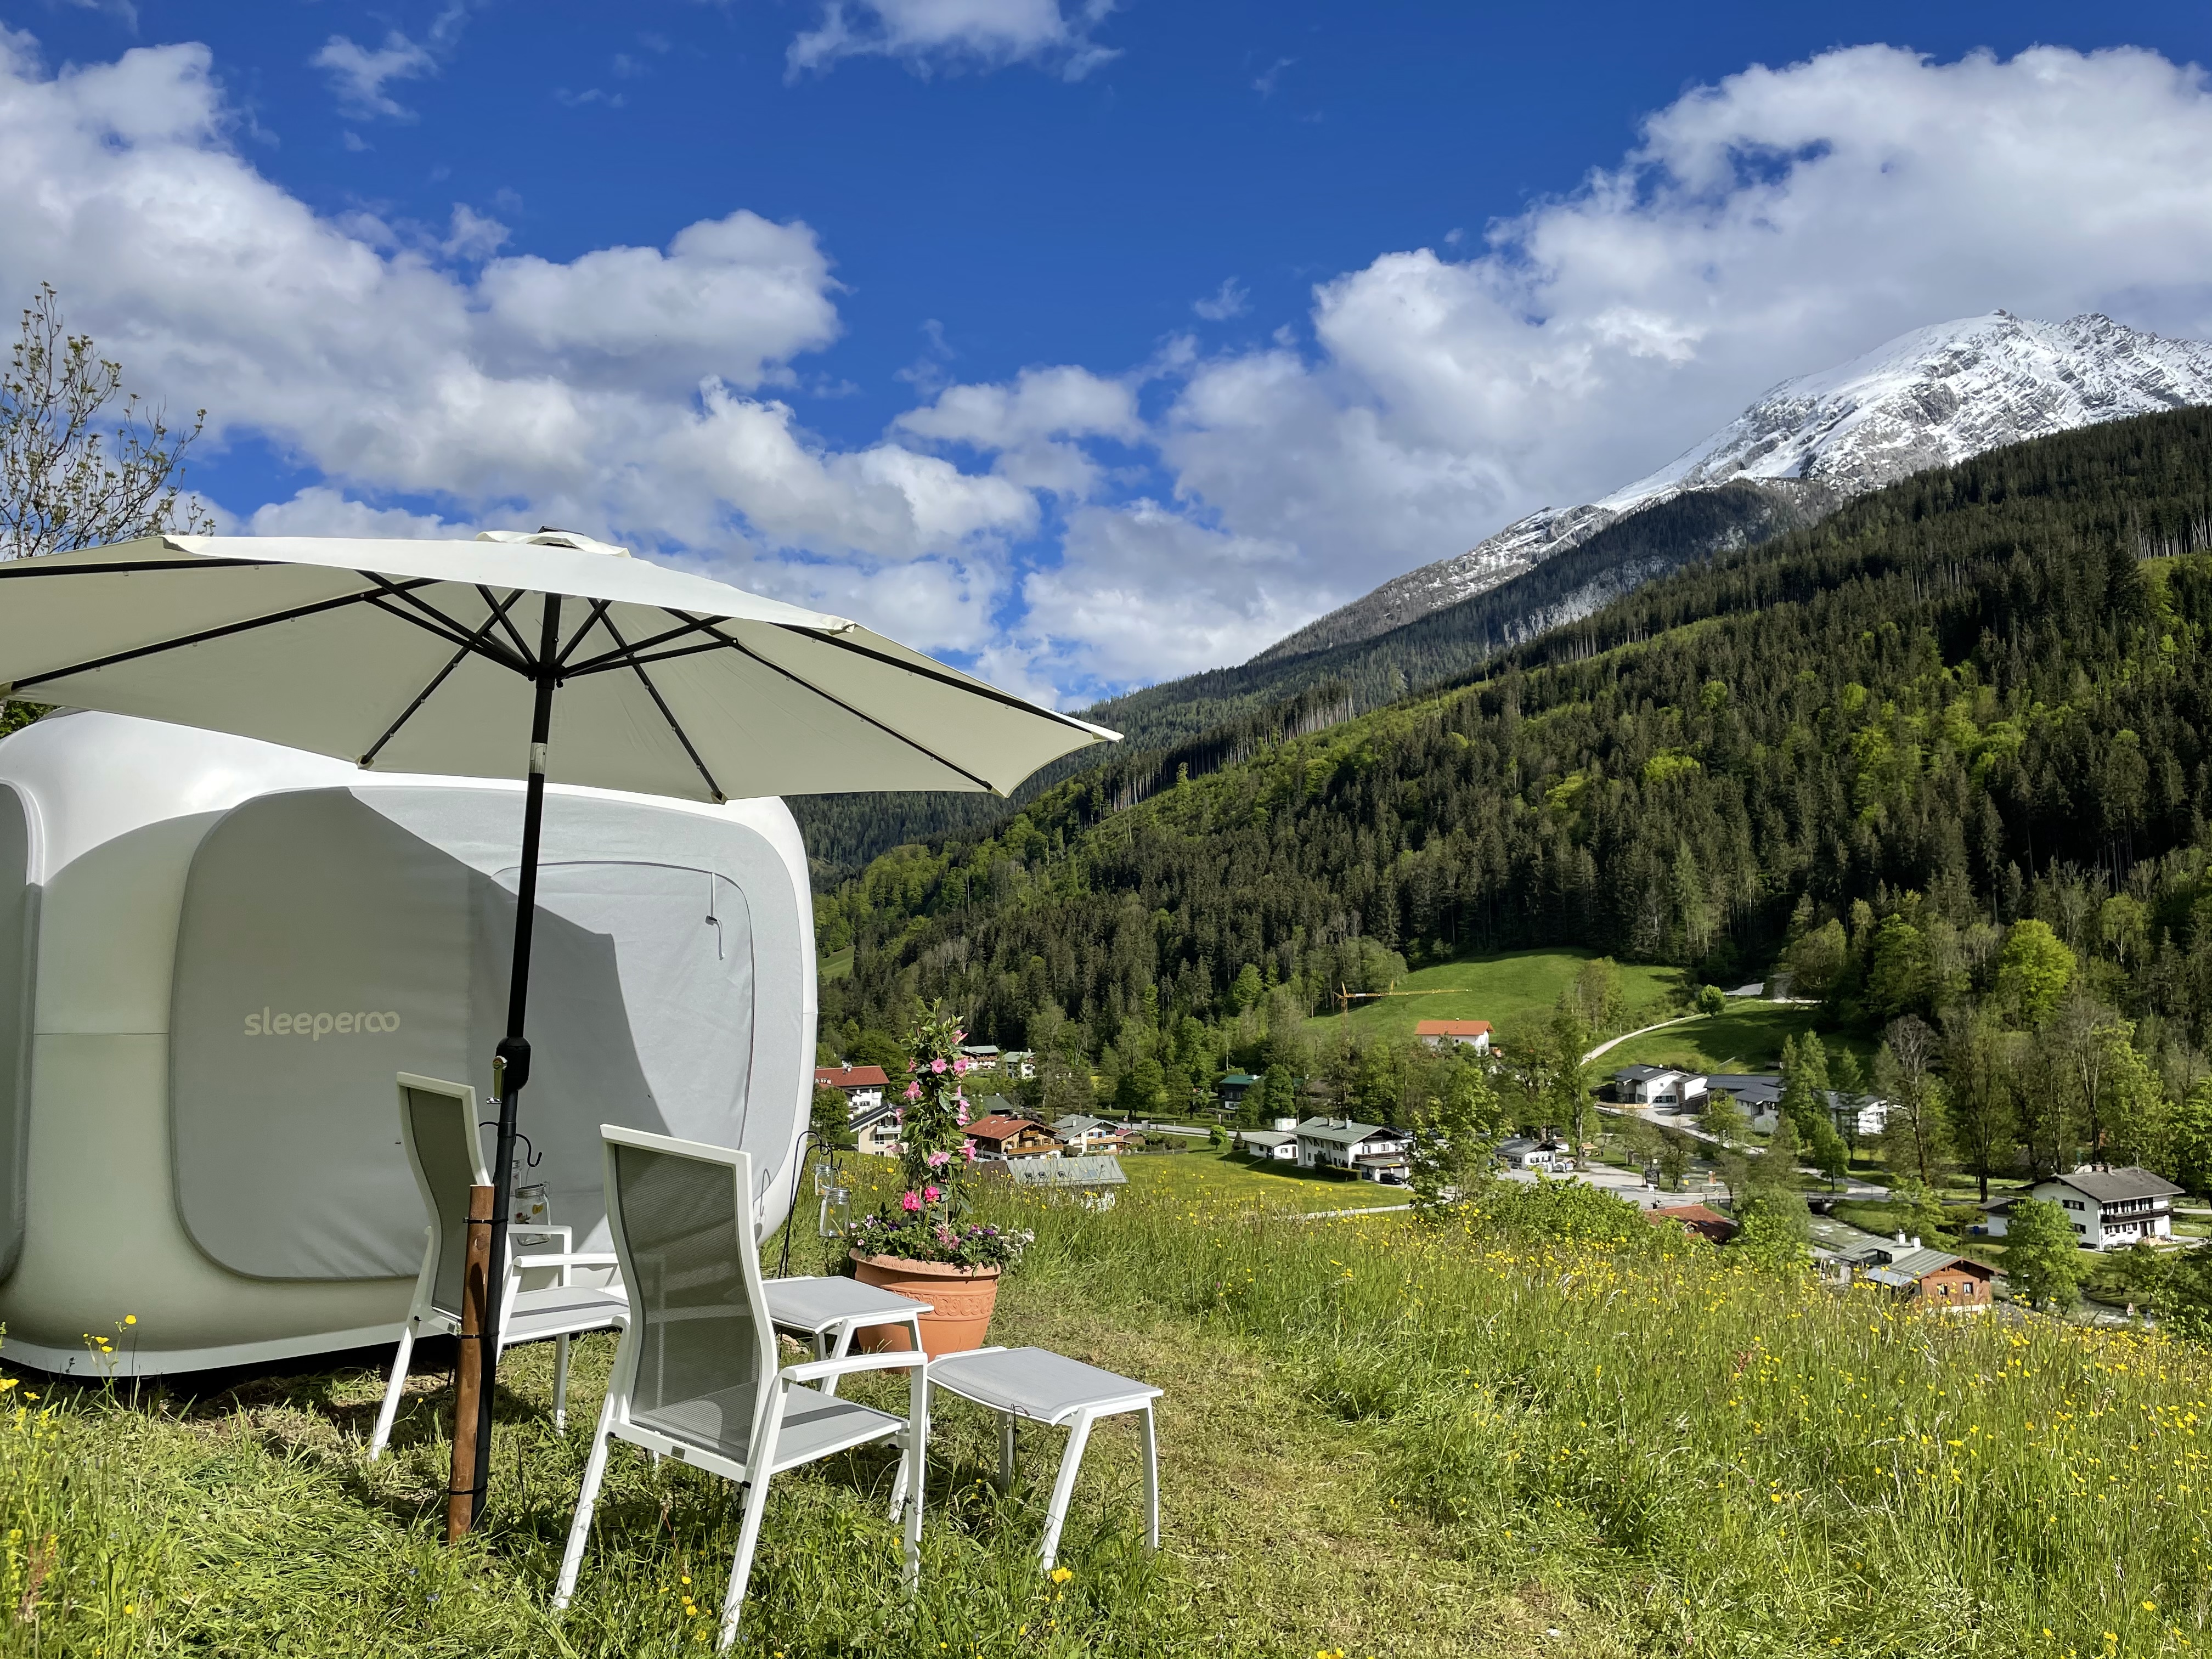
[{"xmin": 2002, "ymin": 1194, "xmax": 2089, "ymax": 1311}]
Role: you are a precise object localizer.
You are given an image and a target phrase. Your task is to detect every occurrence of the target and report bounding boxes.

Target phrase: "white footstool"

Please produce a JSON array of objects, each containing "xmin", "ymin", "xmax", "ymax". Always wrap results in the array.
[{"xmin": 924, "ymin": 1345, "xmax": 1160, "ymax": 1570}]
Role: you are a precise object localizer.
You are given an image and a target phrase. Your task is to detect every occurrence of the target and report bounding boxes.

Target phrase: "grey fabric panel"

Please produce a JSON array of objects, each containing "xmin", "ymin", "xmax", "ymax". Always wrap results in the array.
[
  {"xmin": 0, "ymin": 789, "xmax": 31, "ymax": 1280},
  {"xmin": 173, "ymin": 791, "xmax": 473, "ymax": 1279},
  {"xmin": 172, "ymin": 785, "xmax": 794, "ymax": 1282},
  {"xmin": 402, "ymin": 1085, "xmax": 479, "ymax": 1317},
  {"xmin": 610, "ymin": 1141, "xmax": 765, "ymax": 1460}
]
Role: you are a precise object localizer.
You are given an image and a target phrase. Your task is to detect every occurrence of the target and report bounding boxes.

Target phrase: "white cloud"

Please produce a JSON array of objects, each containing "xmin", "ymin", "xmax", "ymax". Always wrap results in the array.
[
  {"xmin": 0, "ymin": 30, "xmax": 1036, "ymax": 659},
  {"xmin": 1138, "ymin": 43, "xmax": 2212, "ymax": 675},
  {"xmin": 1192, "ymin": 278, "xmax": 1248, "ymax": 321},
  {"xmin": 788, "ymin": 0, "xmax": 1119, "ymax": 81},
  {"xmin": 244, "ymin": 487, "xmax": 473, "ymax": 540},
  {"xmin": 896, "ymin": 365, "xmax": 1139, "ymax": 496},
  {"xmin": 311, "ymin": 31, "xmax": 436, "ymax": 120}
]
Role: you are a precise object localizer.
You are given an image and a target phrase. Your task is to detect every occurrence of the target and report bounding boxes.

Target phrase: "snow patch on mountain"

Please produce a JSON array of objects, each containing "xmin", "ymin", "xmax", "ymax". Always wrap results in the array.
[{"xmin": 1253, "ymin": 312, "xmax": 2212, "ymax": 664}]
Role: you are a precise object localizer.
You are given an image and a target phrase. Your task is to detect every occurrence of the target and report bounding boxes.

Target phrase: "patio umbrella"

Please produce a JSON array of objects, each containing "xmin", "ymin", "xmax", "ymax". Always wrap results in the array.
[{"xmin": 0, "ymin": 527, "xmax": 1115, "ymax": 1522}]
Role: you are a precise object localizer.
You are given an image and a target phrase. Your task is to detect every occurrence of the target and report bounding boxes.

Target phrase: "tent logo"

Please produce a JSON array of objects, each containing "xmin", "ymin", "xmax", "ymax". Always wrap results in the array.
[{"xmin": 242, "ymin": 1008, "xmax": 402, "ymax": 1040}]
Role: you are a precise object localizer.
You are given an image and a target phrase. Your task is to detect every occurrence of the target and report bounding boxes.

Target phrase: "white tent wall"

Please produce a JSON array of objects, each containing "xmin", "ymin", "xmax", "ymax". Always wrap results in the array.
[{"xmin": 0, "ymin": 713, "xmax": 816, "ymax": 1376}]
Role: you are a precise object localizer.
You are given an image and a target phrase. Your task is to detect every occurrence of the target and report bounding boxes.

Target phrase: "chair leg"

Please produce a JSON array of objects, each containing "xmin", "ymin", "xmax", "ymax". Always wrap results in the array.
[
  {"xmin": 554, "ymin": 1334, "xmax": 572, "ymax": 1432},
  {"xmin": 368, "ymin": 1323, "xmax": 415, "ymax": 1461},
  {"xmin": 901, "ymin": 1366, "xmax": 928, "ymax": 1590},
  {"xmin": 1139, "ymin": 1403, "xmax": 1160, "ymax": 1555},
  {"xmin": 554, "ymin": 1392, "xmax": 619, "ymax": 1610},
  {"xmin": 821, "ymin": 1320, "xmax": 855, "ymax": 1399},
  {"xmin": 1037, "ymin": 1410, "xmax": 1096, "ymax": 1573},
  {"xmin": 716, "ymin": 1474, "xmax": 775, "ymax": 1652},
  {"xmin": 998, "ymin": 1408, "xmax": 1017, "ymax": 1494}
]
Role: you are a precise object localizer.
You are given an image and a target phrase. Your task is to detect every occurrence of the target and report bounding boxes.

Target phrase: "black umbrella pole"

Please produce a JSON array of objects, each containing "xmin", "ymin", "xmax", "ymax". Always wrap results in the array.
[{"xmin": 469, "ymin": 596, "xmax": 562, "ymax": 1528}]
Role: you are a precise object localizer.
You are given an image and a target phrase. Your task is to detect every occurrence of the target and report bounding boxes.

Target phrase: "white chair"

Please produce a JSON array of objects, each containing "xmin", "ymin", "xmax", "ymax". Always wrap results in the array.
[
  {"xmin": 761, "ymin": 1276, "xmax": 932, "ymax": 1396},
  {"xmin": 368, "ymin": 1074, "xmax": 629, "ymax": 1460},
  {"xmin": 555, "ymin": 1129, "xmax": 928, "ymax": 1651},
  {"xmin": 924, "ymin": 1345, "xmax": 1160, "ymax": 1571}
]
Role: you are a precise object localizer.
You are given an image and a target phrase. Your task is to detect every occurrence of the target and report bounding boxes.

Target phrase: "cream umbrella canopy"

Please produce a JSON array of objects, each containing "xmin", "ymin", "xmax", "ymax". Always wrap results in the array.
[{"xmin": 0, "ymin": 527, "xmax": 1115, "ymax": 1522}]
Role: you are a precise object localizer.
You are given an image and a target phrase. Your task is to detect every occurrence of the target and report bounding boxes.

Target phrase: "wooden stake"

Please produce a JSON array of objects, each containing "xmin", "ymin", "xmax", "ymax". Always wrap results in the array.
[{"xmin": 447, "ymin": 1182, "xmax": 495, "ymax": 1543}]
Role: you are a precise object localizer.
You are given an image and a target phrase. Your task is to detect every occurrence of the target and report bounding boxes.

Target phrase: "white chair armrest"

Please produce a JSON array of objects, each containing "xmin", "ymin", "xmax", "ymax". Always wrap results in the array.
[
  {"xmin": 511, "ymin": 1251, "xmax": 620, "ymax": 1270},
  {"xmin": 781, "ymin": 1351, "xmax": 928, "ymax": 1385}
]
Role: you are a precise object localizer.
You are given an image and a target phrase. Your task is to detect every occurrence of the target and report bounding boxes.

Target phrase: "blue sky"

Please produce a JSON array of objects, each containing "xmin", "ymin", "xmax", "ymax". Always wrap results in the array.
[{"xmin": 11, "ymin": 2, "xmax": 2212, "ymax": 703}]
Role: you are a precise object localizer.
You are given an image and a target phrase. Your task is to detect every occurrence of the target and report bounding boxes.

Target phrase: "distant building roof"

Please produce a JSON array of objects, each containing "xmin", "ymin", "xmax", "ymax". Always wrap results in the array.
[
  {"xmin": 817, "ymin": 1065, "xmax": 890, "ymax": 1090},
  {"xmin": 1415, "ymin": 1019, "xmax": 1492, "ymax": 1037},
  {"xmin": 960, "ymin": 1044, "xmax": 1001, "ymax": 1057},
  {"xmin": 1615, "ymin": 1064, "xmax": 1671, "ymax": 1084},
  {"xmin": 1239, "ymin": 1130, "xmax": 1297, "ymax": 1149},
  {"xmin": 1859, "ymin": 1248, "xmax": 1994, "ymax": 1289},
  {"xmin": 1646, "ymin": 1204, "xmax": 1738, "ymax": 1244},
  {"xmin": 1054, "ymin": 1114, "xmax": 1116, "ymax": 1137},
  {"xmin": 1704, "ymin": 1074, "xmax": 1784, "ymax": 1108},
  {"xmin": 1295, "ymin": 1116, "xmax": 1400, "ymax": 1146},
  {"xmin": 1007, "ymin": 1155, "xmax": 1126, "ymax": 1188},
  {"xmin": 966, "ymin": 1114, "xmax": 1049, "ymax": 1142},
  {"xmin": 1220, "ymin": 1073, "xmax": 1261, "ymax": 1087},
  {"xmin": 2046, "ymin": 1167, "xmax": 2185, "ymax": 1204}
]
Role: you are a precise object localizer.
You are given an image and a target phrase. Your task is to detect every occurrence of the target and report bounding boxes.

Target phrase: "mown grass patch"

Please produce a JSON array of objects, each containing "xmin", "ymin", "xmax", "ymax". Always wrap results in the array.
[
  {"xmin": 1596, "ymin": 1002, "xmax": 1874, "ymax": 1074},
  {"xmin": 1301, "ymin": 949, "xmax": 1681, "ymax": 1045}
]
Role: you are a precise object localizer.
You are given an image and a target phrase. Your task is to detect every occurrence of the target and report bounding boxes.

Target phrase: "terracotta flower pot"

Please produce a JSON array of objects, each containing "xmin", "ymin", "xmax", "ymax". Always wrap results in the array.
[{"xmin": 849, "ymin": 1251, "xmax": 1002, "ymax": 1356}]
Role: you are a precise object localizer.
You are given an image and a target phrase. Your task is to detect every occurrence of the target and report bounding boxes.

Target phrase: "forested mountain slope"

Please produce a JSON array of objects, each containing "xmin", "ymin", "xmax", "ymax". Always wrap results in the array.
[
  {"xmin": 791, "ymin": 481, "xmax": 1812, "ymax": 877},
  {"xmin": 819, "ymin": 407, "xmax": 2212, "ymax": 1080}
]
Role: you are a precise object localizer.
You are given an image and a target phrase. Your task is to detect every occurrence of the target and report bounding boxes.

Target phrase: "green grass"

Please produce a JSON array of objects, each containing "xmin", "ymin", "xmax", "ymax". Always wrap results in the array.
[
  {"xmin": 1594, "ymin": 1001, "xmax": 1873, "ymax": 1074},
  {"xmin": 1302, "ymin": 947, "xmax": 1682, "ymax": 1045},
  {"xmin": 1118, "ymin": 1147, "xmax": 1409, "ymax": 1210},
  {"xmin": 818, "ymin": 946, "xmax": 854, "ymax": 983},
  {"xmin": 10, "ymin": 1175, "xmax": 2212, "ymax": 1657}
]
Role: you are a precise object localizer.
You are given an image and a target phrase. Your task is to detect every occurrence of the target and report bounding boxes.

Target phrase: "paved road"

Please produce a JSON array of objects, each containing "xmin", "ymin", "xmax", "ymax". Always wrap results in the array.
[{"xmin": 1581, "ymin": 1015, "xmax": 1697, "ymax": 1066}]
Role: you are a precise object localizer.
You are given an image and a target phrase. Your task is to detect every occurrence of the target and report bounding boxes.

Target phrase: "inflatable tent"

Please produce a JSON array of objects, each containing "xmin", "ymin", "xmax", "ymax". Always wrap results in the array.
[{"xmin": 0, "ymin": 712, "xmax": 816, "ymax": 1375}]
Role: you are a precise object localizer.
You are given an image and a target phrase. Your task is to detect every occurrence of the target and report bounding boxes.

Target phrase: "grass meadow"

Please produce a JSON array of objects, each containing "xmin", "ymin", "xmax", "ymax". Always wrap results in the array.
[
  {"xmin": 1595, "ymin": 1002, "xmax": 1877, "ymax": 1076},
  {"xmin": 1301, "ymin": 948, "xmax": 1683, "ymax": 1046},
  {"xmin": 2, "ymin": 1161, "xmax": 2207, "ymax": 1657}
]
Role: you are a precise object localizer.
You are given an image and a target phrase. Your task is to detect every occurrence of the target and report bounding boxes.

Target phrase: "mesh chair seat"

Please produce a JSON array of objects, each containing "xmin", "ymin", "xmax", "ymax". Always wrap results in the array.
[
  {"xmin": 640, "ymin": 1382, "xmax": 905, "ymax": 1472},
  {"xmin": 763, "ymin": 1276, "xmax": 931, "ymax": 1337},
  {"xmin": 504, "ymin": 1286, "xmax": 629, "ymax": 1346}
]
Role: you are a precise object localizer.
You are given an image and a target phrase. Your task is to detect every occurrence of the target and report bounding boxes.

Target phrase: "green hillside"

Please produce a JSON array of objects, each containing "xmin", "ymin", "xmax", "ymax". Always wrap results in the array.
[
  {"xmin": 820, "ymin": 405, "xmax": 2212, "ymax": 1194},
  {"xmin": 1302, "ymin": 947, "xmax": 1681, "ymax": 1045}
]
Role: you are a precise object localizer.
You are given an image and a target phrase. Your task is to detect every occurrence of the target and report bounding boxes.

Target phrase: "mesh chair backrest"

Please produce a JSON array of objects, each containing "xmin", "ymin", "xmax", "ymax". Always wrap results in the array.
[
  {"xmin": 399, "ymin": 1078, "xmax": 486, "ymax": 1319},
  {"xmin": 605, "ymin": 1137, "xmax": 771, "ymax": 1459}
]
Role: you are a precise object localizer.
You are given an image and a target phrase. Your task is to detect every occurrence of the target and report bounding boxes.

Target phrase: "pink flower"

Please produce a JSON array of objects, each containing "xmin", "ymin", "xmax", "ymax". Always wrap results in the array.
[
  {"xmin": 930, "ymin": 1058, "xmax": 947, "ymax": 1074},
  {"xmin": 953, "ymin": 1030, "xmax": 967, "ymax": 1043},
  {"xmin": 952, "ymin": 1057, "xmax": 969, "ymax": 1075},
  {"xmin": 955, "ymin": 1106, "xmax": 969, "ymax": 1126},
  {"xmin": 900, "ymin": 1191, "xmax": 922, "ymax": 1212},
  {"xmin": 904, "ymin": 1082, "xmax": 922, "ymax": 1100},
  {"xmin": 961, "ymin": 1143, "xmax": 977, "ymax": 1163},
  {"xmin": 923, "ymin": 1185, "xmax": 941, "ymax": 1204},
  {"xmin": 926, "ymin": 1150, "xmax": 950, "ymax": 1169}
]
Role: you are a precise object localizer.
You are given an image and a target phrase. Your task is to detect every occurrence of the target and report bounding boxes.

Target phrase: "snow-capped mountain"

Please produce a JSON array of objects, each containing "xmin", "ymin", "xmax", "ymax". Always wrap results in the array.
[{"xmin": 1254, "ymin": 312, "xmax": 2212, "ymax": 664}]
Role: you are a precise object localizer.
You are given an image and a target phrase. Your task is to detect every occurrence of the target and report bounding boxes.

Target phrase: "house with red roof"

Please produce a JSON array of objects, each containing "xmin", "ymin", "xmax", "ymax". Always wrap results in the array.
[{"xmin": 1415, "ymin": 1019, "xmax": 1492, "ymax": 1053}]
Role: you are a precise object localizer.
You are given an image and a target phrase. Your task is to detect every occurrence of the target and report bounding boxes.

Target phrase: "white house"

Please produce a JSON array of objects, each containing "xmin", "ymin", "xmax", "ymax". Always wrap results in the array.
[
  {"xmin": 1985, "ymin": 1167, "xmax": 2184, "ymax": 1250},
  {"xmin": 1295, "ymin": 1117, "xmax": 1413, "ymax": 1184},
  {"xmin": 850, "ymin": 1099, "xmax": 902, "ymax": 1158},
  {"xmin": 1497, "ymin": 1135, "xmax": 1569, "ymax": 1171},
  {"xmin": 1415, "ymin": 1019, "xmax": 1492, "ymax": 1053},
  {"xmin": 1238, "ymin": 1128, "xmax": 1299, "ymax": 1162},
  {"xmin": 816, "ymin": 1064, "xmax": 889, "ymax": 1111},
  {"xmin": 1614, "ymin": 1065, "xmax": 1706, "ymax": 1107}
]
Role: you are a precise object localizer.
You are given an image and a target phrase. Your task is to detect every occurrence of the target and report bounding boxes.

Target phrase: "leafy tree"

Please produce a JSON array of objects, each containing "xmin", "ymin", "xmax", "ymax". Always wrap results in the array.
[
  {"xmin": 1655, "ymin": 1130, "xmax": 1693, "ymax": 1192},
  {"xmin": 1207, "ymin": 1124, "xmax": 1230, "ymax": 1152},
  {"xmin": 2002, "ymin": 1195, "xmax": 2088, "ymax": 1312},
  {"xmin": 1701, "ymin": 1088, "xmax": 1746, "ymax": 1150},
  {"xmin": 1784, "ymin": 919, "xmax": 1852, "ymax": 1004},
  {"xmin": 810, "ymin": 1084, "xmax": 857, "ymax": 1153},
  {"xmin": 1809, "ymin": 1114, "xmax": 1850, "ymax": 1189},
  {"xmin": 846, "ymin": 1029, "xmax": 910, "ymax": 1080},
  {"xmin": 1115, "ymin": 1055, "xmax": 1164, "ymax": 1116},
  {"xmin": 1695, "ymin": 983, "xmax": 1726, "ymax": 1017},
  {"xmin": 1, "ymin": 283, "xmax": 211, "ymax": 561},
  {"xmin": 1408, "ymin": 1059, "xmax": 1505, "ymax": 1218},
  {"xmin": 1866, "ymin": 915, "xmax": 1932, "ymax": 1022},
  {"xmin": 1875, "ymin": 1016, "xmax": 1954, "ymax": 1187},
  {"xmin": 1261, "ymin": 1062, "xmax": 1298, "ymax": 1123},
  {"xmin": 1779, "ymin": 1031, "xmax": 1832, "ymax": 1137},
  {"xmin": 1570, "ymin": 957, "xmax": 1624, "ymax": 1033},
  {"xmin": 2165, "ymin": 1077, "xmax": 2212, "ymax": 1195},
  {"xmin": 1548, "ymin": 999, "xmax": 1593, "ymax": 1158},
  {"xmin": 1883, "ymin": 1177, "xmax": 1954, "ymax": 1246},
  {"xmin": 1733, "ymin": 1204, "xmax": 1812, "ymax": 1268},
  {"xmin": 1942, "ymin": 1008, "xmax": 2019, "ymax": 1201},
  {"xmin": 1996, "ymin": 920, "xmax": 2076, "ymax": 1026}
]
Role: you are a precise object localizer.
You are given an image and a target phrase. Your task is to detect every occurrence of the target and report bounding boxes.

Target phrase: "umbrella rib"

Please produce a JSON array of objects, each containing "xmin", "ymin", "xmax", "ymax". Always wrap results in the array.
[
  {"xmin": 556, "ymin": 599, "xmax": 616, "ymax": 667},
  {"xmin": 597, "ymin": 613, "xmax": 725, "ymax": 803},
  {"xmin": 358, "ymin": 592, "xmax": 529, "ymax": 766},
  {"xmin": 772, "ymin": 622, "xmax": 1108, "ymax": 736},
  {"xmin": 358, "ymin": 580, "xmax": 532, "ymax": 676},
  {"xmin": 0, "ymin": 557, "xmax": 276, "ymax": 578},
  {"xmin": 7, "ymin": 580, "xmax": 437, "ymax": 693},
  {"xmin": 669, "ymin": 612, "xmax": 1002, "ymax": 794},
  {"xmin": 475, "ymin": 585, "xmax": 539, "ymax": 666},
  {"xmin": 563, "ymin": 636, "xmax": 737, "ymax": 677},
  {"xmin": 561, "ymin": 612, "xmax": 723, "ymax": 676}
]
